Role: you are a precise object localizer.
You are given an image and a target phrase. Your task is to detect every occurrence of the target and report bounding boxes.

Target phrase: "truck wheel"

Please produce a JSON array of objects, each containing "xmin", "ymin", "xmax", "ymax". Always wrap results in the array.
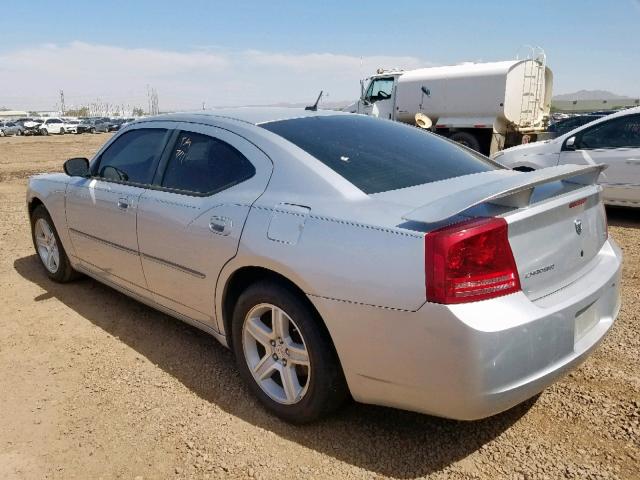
[{"xmin": 450, "ymin": 132, "xmax": 481, "ymax": 152}]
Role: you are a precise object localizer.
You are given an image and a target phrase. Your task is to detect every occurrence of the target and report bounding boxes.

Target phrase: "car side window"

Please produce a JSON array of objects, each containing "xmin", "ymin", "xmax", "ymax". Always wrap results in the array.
[
  {"xmin": 580, "ymin": 115, "xmax": 640, "ymax": 149},
  {"xmin": 160, "ymin": 131, "xmax": 256, "ymax": 195},
  {"xmin": 94, "ymin": 128, "xmax": 168, "ymax": 184}
]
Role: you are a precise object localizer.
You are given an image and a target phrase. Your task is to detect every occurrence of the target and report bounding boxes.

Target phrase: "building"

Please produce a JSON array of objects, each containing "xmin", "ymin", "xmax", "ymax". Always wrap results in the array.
[
  {"xmin": 552, "ymin": 98, "xmax": 640, "ymax": 113},
  {"xmin": 0, "ymin": 110, "xmax": 28, "ymax": 119}
]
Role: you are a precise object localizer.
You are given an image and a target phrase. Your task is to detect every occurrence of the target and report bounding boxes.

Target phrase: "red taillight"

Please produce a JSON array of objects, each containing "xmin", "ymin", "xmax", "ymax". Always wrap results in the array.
[{"xmin": 425, "ymin": 217, "xmax": 521, "ymax": 304}]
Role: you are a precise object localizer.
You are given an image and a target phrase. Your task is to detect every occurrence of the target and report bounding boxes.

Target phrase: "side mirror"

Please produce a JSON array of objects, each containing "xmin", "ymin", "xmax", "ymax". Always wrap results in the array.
[
  {"xmin": 63, "ymin": 157, "xmax": 90, "ymax": 177},
  {"xmin": 564, "ymin": 136, "xmax": 577, "ymax": 151}
]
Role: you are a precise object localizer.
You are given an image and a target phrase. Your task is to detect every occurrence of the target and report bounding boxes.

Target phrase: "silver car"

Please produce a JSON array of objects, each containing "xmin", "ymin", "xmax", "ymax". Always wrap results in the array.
[
  {"xmin": 0, "ymin": 121, "xmax": 23, "ymax": 136},
  {"xmin": 27, "ymin": 109, "xmax": 622, "ymax": 423}
]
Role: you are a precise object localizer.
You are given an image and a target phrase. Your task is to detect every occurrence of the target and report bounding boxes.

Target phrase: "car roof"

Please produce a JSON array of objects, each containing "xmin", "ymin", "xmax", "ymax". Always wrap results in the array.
[{"xmin": 150, "ymin": 107, "xmax": 349, "ymax": 126}]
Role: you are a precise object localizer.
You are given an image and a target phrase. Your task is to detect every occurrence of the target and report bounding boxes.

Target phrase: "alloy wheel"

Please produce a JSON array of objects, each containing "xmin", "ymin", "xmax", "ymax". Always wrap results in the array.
[
  {"xmin": 34, "ymin": 218, "xmax": 60, "ymax": 274},
  {"xmin": 242, "ymin": 303, "xmax": 311, "ymax": 405}
]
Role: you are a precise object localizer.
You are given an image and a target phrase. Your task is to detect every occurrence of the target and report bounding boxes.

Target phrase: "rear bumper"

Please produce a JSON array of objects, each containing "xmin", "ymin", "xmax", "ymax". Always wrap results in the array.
[{"xmin": 310, "ymin": 238, "xmax": 622, "ymax": 420}]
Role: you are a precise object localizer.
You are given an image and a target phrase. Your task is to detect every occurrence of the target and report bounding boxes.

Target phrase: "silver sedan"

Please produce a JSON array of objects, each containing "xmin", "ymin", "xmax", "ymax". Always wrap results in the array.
[{"xmin": 27, "ymin": 108, "xmax": 622, "ymax": 423}]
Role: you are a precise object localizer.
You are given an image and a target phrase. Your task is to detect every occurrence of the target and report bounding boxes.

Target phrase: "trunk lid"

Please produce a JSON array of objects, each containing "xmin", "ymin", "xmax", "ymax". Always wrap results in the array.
[
  {"xmin": 504, "ymin": 187, "xmax": 607, "ymax": 300},
  {"xmin": 371, "ymin": 164, "xmax": 608, "ymax": 301}
]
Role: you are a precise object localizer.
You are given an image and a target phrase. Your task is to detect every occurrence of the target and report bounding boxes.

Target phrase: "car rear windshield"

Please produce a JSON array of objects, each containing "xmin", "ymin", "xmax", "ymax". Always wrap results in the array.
[{"xmin": 261, "ymin": 115, "xmax": 500, "ymax": 194}]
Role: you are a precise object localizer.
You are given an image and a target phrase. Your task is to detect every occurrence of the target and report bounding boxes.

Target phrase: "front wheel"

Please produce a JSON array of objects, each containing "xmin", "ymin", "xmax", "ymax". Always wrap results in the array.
[
  {"xmin": 232, "ymin": 281, "xmax": 348, "ymax": 423},
  {"xmin": 41, "ymin": 128, "xmax": 49, "ymax": 136},
  {"xmin": 90, "ymin": 127, "xmax": 96, "ymax": 134},
  {"xmin": 31, "ymin": 205, "xmax": 79, "ymax": 282}
]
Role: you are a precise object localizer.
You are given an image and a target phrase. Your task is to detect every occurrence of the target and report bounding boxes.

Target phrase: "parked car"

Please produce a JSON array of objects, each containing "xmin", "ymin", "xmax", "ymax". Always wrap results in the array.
[
  {"xmin": 64, "ymin": 120, "xmax": 80, "ymax": 134},
  {"xmin": 107, "ymin": 118, "xmax": 126, "ymax": 131},
  {"xmin": 16, "ymin": 118, "xmax": 42, "ymax": 135},
  {"xmin": 0, "ymin": 121, "xmax": 24, "ymax": 136},
  {"xmin": 76, "ymin": 118, "xmax": 110, "ymax": 134},
  {"xmin": 39, "ymin": 117, "xmax": 67, "ymax": 135},
  {"xmin": 27, "ymin": 108, "xmax": 621, "ymax": 423},
  {"xmin": 494, "ymin": 106, "xmax": 640, "ymax": 207},
  {"xmin": 547, "ymin": 114, "xmax": 605, "ymax": 137}
]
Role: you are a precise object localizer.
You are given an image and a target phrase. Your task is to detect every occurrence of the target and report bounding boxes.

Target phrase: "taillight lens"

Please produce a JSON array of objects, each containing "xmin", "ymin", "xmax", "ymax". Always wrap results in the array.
[{"xmin": 425, "ymin": 217, "xmax": 521, "ymax": 304}]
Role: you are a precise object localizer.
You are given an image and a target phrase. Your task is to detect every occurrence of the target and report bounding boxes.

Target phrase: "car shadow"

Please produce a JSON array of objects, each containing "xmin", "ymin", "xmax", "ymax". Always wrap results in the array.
[
  {"xmin": 606, "ymin": 205, "xmax": 640, "ymax": 228},
  {"xmin": 14, "ymin": 254, "xmax": 534, "ymax": 478}
]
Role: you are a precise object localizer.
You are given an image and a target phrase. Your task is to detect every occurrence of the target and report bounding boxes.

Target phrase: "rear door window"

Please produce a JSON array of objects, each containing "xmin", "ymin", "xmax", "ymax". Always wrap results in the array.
[
  {"xmin": 160, "ymin": 131, "xmax": 256, "ymax": 195},
  {"xmin": 261, "ymin": 115, "xmax": 499, "ymax": 194}
]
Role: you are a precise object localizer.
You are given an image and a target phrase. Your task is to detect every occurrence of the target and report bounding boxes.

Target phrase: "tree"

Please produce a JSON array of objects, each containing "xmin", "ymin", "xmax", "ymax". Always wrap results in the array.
[
  {"xmin": 132, "ymin": 107, "xmax": 145, "ymax": 117},
  {"xmin": 65, "ymin": 106, "xmax": 90, "ymax": 117}
]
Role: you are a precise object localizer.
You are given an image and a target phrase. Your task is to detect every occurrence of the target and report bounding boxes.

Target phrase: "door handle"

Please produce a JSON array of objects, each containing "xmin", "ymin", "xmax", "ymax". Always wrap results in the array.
[
  {"xmin": 209, "ymin": 216, "xmax": 232, "ymax": 236},
  {"xmin": 117, "ymin": 198, "xmax": 129, "ymax": 210}
]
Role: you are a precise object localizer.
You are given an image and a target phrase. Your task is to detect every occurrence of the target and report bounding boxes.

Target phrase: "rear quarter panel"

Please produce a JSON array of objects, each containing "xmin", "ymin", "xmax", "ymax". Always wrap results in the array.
[{"xmin": 217, "ymin": 204, "xmax": 427, "ymax": 330}]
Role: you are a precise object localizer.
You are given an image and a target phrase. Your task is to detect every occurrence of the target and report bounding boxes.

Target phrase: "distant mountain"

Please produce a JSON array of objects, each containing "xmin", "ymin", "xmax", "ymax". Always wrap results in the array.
[{"xmin": 553, "ymin": 90, "xmax": 632, "ymax": 101}]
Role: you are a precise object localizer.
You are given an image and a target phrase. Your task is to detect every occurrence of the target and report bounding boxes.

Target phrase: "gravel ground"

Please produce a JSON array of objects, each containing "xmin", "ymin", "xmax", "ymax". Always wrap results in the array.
[{"xmin": 0, "ymin": 134, "xmax": 638, "ymax": 479}]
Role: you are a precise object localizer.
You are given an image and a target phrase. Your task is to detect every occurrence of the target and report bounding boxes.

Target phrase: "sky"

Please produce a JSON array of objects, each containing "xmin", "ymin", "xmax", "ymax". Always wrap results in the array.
[{"xmin": 1, "ymin": 0, "xmax": 639, "ymax": 112}]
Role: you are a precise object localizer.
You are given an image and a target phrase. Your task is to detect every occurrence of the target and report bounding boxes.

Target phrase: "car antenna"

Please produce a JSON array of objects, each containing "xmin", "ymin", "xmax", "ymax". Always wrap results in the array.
[{"xmin": 305, "ymin": 91, "xmax": 323, "ymax": 111}]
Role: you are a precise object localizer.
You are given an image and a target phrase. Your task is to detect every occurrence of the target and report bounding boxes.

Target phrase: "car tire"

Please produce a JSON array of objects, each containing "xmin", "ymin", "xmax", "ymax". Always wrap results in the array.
[
  {"xmin": 231, "ymin": 281, "xmax": 348, "ymax": 423},
  {"xmin": 41, "ymin": 128, "xmax": 49, "ymax": 136},
  {"xmin": 450, "ymin": 131, "xmax": 481, "ymax": 151},
  {"xmin": 90, "ymin": 127, "xmax": 96, "ymax": 134},
  {"xmin": 0, "ymin": 130, "xmax": 4, "ymax": 137},
  {"xmin": 30, "ymin": 205, "xmax": 79, "ymax": 283},
  {"xmin": 59, "ymin": 128, "xmax": 65, "ymax": 135}
]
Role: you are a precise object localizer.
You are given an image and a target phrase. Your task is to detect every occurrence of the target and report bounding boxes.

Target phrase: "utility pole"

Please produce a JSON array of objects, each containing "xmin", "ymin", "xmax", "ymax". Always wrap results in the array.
[{"xmin": 59, "ymin": 90, "xmax": 65, "ymax": 115}]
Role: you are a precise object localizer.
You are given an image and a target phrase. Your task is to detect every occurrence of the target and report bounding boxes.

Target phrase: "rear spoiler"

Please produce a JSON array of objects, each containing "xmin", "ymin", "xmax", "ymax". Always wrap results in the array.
[{"xmin": 402, "ymin": 164, "xmax": 606, "ymax": 224}]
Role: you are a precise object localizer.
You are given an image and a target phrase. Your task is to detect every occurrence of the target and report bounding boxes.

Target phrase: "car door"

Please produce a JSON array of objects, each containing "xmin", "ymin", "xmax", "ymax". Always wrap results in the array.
[
  {"xmin": 65, "ymin": 124, "xmax": 174, "ymax": 296},
  {"xmin": 136, "ymin": 123, "xmax": 272, "ymax": 328},
  {"xmin": 559, "ymin": 114, "xmax": 640, "ymax": 204}
]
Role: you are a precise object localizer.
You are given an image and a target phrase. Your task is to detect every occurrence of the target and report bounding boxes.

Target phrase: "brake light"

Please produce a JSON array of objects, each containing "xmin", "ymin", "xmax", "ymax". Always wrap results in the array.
[{"xmin": 425, "ymin": 217, "xmax": 521, "ymax": 304}]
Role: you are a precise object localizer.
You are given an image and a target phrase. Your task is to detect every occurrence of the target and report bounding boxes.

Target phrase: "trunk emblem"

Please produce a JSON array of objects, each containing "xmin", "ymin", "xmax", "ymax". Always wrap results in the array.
[{"xmin": 574, "ymin": 219, "xmax": 583, "ymax": 235}]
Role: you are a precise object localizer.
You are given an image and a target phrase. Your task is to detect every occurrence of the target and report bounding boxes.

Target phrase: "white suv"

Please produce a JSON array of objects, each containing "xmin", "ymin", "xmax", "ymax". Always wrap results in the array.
[
  {"xmin": 493, "ymin": 106, "xmax": 640, "ymax": 207},
  {"xmin": 39, "ymin": 118, "xmax": 66, "ymax": 135}
]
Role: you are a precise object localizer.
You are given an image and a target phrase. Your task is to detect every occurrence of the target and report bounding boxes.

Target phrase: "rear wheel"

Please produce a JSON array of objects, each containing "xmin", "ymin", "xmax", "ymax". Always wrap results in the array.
[
  {"xmin": 232, "ymin": 281, "xmax": 348, "ymax": 423},
  {"xmin": 90, "ymin": 127, "xmax": 96, "ymax": 134},
  {"xmin": 450, "ymin": 131, "xmax": 481, "ymax": 151},
  {"xmin": 59, "ymin": 128, "xmax": 65, "ymax": 135},
  {"xmin": 30, "ymin": 205, "xmax": 78, "ymax": 282}
]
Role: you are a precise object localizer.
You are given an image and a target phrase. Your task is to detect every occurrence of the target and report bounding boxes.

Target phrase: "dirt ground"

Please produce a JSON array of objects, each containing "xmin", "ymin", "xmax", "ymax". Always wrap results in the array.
[{"xmin": 0, "ymin": 134, "xmax": 638, "ymax": 480}]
